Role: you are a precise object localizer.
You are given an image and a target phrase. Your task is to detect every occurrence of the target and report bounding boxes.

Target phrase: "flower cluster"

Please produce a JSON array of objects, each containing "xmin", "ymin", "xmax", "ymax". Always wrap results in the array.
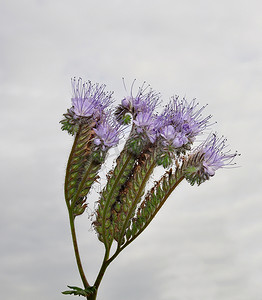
[
  {"xmin": 61, "ymin": 77, "xmax": 238, "ymax": 180},
  {"xmin": 185, "ymin": 134, "xmax": 238, "ymax": 185},
  {"xmin": 93, "ymin": 116, "xmax": 121, "ymax": 151},
  {"xmin": 158, "ymin": 97, "xmax": 211, "ymax": 151},
  {"xmin": 71, "ymin": 77, "xmax": 112, "ymax": 119},
  {"xmin": 61, "ymin": 78, "xmax": 239, "ymax": 299}
]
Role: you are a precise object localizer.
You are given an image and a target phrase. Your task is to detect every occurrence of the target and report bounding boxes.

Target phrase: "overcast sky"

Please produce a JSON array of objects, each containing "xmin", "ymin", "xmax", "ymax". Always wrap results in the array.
[{"xmin": 1, "ymin": 0, "xmax": 262, "ymax": 299}]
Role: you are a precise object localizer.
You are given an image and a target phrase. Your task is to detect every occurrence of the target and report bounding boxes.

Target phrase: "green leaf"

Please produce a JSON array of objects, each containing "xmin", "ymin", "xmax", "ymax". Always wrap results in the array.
[{"xmin": 62, "ymin": 285, "xmax": 96, "ymax": 297}]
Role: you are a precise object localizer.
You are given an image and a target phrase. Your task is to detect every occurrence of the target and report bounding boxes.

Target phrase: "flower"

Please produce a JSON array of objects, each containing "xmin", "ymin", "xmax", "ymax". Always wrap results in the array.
[
  {"xmin": 71, "ymin": 77, "xmax": 113, "ymax": 118},
  {"xmin": 122, "ymin": 83, "xmax": 159, "ymax": 115},
  {"xmin": 185, "ymin": 134, "xmax": 239, "ymax": 185},
  {"xmin": 159, "ymin": 97, "xmax": 211, "ymax": 150},
  {"xmin": 115, "ymin": 81, "xmax": 160, "ymax": 124},
  {"xmin": 133, "ymin": 112, "xmax": 158, "ymax": 143},
  {"xmin": 93, "ymin": 116, "xmax": 121, "ymax": 151},
  {"xmin": 160, "ymin": 125, "xmax": 188, "ymax": 148}
]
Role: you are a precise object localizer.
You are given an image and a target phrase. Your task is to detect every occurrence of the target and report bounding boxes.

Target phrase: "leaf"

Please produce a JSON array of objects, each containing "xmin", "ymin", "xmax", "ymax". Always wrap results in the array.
[{"xmin": 62, "ymin": 285, "xmax": 96, "ymax": 297}]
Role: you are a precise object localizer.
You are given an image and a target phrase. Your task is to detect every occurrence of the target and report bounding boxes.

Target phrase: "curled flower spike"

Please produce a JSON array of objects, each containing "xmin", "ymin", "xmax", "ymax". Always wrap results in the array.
[
  {"xmin": 159, "ymin": 97, "xmax": 212, "ymax": 152},
  {"xmin": 115, "ymin": 81, "xmax": 160, "ymax": 124},
  {"xmin": 93, "ymin": 116, "xmax": 121, "ymax": 151},
  {"xmin": 71, "ymin": 77, "xmax": 113, "ymax": 118},
  {"xmin": 185, "ymin": 134, "xmax": 239, "ymax": 185}
]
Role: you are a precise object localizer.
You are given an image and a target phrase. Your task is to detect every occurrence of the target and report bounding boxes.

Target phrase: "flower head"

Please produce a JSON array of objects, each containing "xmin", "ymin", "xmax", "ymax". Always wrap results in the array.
[
  {"xmin": 115, "ymin": 81, "xmax": 160, "ymax": 124},
  {"xmin": 159, "ymin": 97, "xmax": 211, "ymax": 151},
  {"xmin": 71, "ymin": 77, "xmax": 113, "ymax": 119},
  {"xmin": 133, "ymin": 112, "xmax": 158, "ymax": 143},
  {"xmin": 93, "ymin": 115, "xmax": 121, "ymax": 151},
  {"xmin": 185, "ymin": 134, "xmax": 239, "ymax": 185}
]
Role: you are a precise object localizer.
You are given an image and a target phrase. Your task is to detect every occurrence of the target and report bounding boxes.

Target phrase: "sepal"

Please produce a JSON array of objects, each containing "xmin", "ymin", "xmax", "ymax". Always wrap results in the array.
[{"xmin": 60, "ymin": 109, "xmax": 79, "ymax": 135}]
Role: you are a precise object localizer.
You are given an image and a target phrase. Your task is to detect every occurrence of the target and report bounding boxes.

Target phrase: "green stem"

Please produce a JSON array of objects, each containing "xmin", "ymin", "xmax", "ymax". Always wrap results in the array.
[
  {"xmin": 93, "ymin": 249, "xmax": 110, "ymax": 291},
  {"xmin": 87, "ymin": 290, "xmax": 97, "ymax": 300},
  {"xmin": 69, "ymin": 211, "xmax": 90, "ymax": 289}
]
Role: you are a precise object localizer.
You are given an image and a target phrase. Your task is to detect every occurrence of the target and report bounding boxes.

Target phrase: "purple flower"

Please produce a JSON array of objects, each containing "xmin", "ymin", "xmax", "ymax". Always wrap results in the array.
[
  {"xmin": 159, "ymin": 97, "xmax": 211, "ymax": 150},
  {"xmin": 121, "ymin": 82, "xmax": 160, "ymax": 115},
  {"xmin": 185, "ymin": 134, "xmax": 239, "ymax": 185},
  {"xmin": 133, "ymin": 112, "xmax": 159, "ymax": 143},
  {"xmin": 93, "ymin": 117, "xmax": 120, "ymax": 151},
  {"xmin": 71, "ymin": 77, "xmax": 113, "ymax": 118},
  {"xmin": 160, "ymin": 125, "xmax": 188, "ymax": 148},
  {"xmin": 133, "ymin": 112, "xmax": 153, "ymax": 130}
]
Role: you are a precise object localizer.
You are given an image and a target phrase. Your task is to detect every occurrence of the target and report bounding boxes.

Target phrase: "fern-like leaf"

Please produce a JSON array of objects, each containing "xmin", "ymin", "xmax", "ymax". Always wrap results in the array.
[{"xmin": 62, "ymin": 285, "xmax": 96, "ymax": 297}]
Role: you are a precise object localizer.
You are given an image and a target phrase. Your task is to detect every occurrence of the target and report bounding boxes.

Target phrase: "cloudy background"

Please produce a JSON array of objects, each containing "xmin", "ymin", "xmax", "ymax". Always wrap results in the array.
[{"xmin": 1, "ymin": 0, "xmax": 262, "ymax": 299}]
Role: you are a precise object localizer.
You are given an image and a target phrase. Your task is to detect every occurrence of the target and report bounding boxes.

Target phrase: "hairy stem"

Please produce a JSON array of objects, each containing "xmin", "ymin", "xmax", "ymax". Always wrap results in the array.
[
  {"xmin": 93, "ymin": 249, "xmax": 110, "ymax": 291},
  {"xmin": 69, "ymin": 211, "xmax": 90, "ymax": 289}
]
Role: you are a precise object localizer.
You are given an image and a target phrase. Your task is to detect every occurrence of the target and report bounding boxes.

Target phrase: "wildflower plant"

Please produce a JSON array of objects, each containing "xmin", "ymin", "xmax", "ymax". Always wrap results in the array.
[{"xmin": 60, "ymin": 78, "xmax": 239, "ymax": 299}]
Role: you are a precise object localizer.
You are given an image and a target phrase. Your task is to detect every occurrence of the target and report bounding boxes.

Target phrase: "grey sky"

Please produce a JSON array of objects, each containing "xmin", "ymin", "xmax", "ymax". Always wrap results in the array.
[{"xmin": 1, "ymin": 0, "xmax": 262, "ymax": 299}]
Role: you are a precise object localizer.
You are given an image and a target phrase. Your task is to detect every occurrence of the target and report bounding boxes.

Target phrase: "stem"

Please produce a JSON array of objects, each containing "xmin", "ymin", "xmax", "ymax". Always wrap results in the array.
[
  {"xmin": 87, "ymin": 289, "xmax": 97, "ymax": 300},
  {"xmin": 69, "ymin": 211, "xmax": 90, "ymax": 289},
  {"xmin": 94, "ymin": 248, "xmax": 110, "ymax": 290}
]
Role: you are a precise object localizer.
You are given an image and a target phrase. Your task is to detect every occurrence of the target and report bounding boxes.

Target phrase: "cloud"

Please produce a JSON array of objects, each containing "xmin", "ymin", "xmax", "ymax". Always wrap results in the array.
[{"xmin": 1, "ymin": 0, "xmax": 262, "ymax": 299}]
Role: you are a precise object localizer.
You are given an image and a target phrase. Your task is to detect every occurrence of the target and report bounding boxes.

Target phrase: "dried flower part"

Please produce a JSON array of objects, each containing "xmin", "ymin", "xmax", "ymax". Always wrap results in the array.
[
  {"xmin": 185, "ymin": 134, "xmax": 239, "ymax": 185},
  {"xmin": 112, "ymin": 148, "xmax": 157, "ymax": 245}
]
